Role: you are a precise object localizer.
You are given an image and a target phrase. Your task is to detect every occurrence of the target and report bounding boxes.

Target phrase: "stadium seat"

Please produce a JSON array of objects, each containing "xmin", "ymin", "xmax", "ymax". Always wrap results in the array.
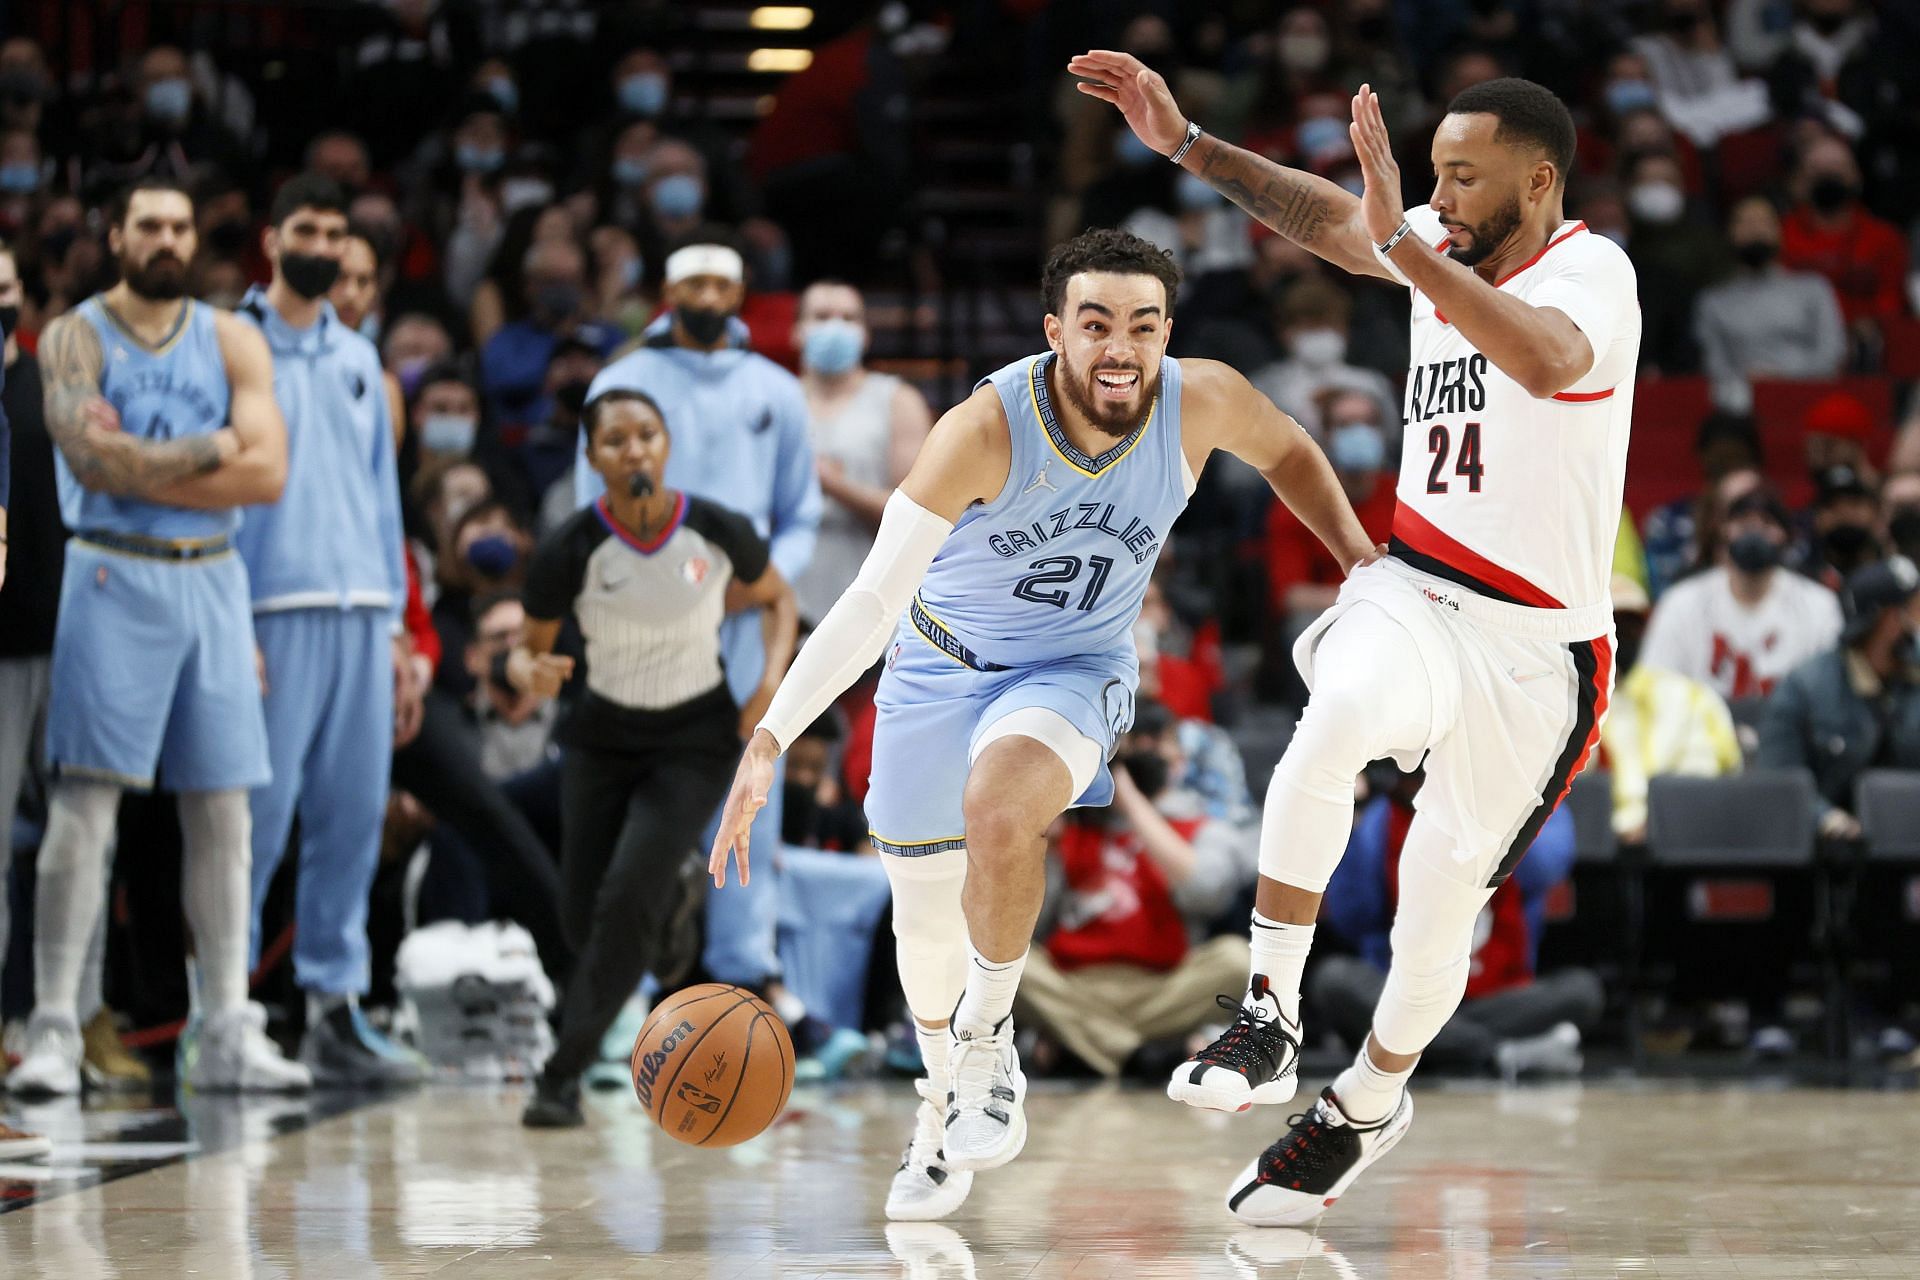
[{"xmin": 1847, "ymin": 771, "xmax": 1920, "ymax": 1035}]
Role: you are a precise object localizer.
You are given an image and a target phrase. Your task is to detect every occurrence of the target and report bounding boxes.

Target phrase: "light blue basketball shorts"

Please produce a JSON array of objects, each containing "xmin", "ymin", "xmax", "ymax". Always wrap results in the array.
[
  {"xmin": 46, "ymin": 536, "xmax": 271, "ymax": 793},
  {"xmin": 863, "ymin": 609, "xmax": 1137, "ymax": 857}
]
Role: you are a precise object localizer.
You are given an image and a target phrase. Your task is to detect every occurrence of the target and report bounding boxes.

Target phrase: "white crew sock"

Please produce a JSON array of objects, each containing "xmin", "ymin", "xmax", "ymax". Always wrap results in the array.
[
  {"xmin": 916, "ymin": 1020, "xmax": 950, "ymax": 1081},
  {"xmin": 951, "ymin": 942, "xmax": 1026, "ymax": 1037},
  {"xmin": 1332, "ymin": 1041, "xmax": 1416, "ymax": 1124},
  {"xmin": 1248, "ymin": 911, "xmax": 1312, "ymax": 1024}
]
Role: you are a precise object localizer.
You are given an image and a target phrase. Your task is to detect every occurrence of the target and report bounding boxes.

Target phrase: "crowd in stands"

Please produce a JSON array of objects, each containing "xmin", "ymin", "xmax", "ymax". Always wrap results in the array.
[{"xmin": 2, "ymin": 0, "xmax": 1919, "ymax": 1107}]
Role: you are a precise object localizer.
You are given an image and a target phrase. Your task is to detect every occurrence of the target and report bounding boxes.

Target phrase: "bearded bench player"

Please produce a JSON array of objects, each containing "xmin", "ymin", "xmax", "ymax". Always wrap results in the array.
[
  {"xmin": 708, "ymin": 227, "xmax": 1380, "ymax": 1220},
  {"xmin": 1073, "ymin": 55, "xmax": 1641, "ymax": 1225}
]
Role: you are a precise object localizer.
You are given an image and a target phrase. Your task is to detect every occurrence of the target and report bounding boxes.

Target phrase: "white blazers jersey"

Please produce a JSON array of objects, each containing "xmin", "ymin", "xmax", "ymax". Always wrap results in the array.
[{"xmin": 1385, "ymin": 208, "xmax": 1640, "ymax": 615}]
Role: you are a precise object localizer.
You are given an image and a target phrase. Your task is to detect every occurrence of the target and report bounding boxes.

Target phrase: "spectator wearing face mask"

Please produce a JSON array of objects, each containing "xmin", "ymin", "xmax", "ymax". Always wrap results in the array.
[
  {"xmin": 1012, "ymin": 700, "xmax": 1254, "ymax": 1080},
  {"xmin": 636, "ymin": 139, "xmax": 712, "ymax": 269},
  {"xmin": 409, "ymin": 362, "xmax": 485, "ymax": 471},
  {"xmin": 526, "ymin": 327, "xmax": 604, "ymax": 532},
  {"xmin": 1623, "ymin": 150, "xmax": 1726, "ymax": 374},
  {"xmin": 1800, "ymin": 463, "xmax": 1886, "ymax": 590},
  {"xmin": 1601, "ymin": 575, "xmax": 1741, "ymax": 843},
  {"xmin": 789, "ymin": 280, "xmax": 933, "ymax": 625},
  {"xmin": 1886, "ymin": 471, "xmax": 1920, "ymax": 563},
  {"xmin": 1641, "ymin": 487, "xmax": 1843, "ymax": 700},
  {"xmin": 480, "ymin": 237, "xmax": 620, "ymax": 436},
  {"xmin": 1780, "ymin": 133, "xmax": 1910, "ymax": 360},
  {"xmin": 603, "ymin": 47, "xmax": 753, "ymax": 225},
  {"xmin": 1264, "ymin": 388, "xmax": 1397, "ymax": 626},
  {"xmin": 433, "ymin": 500, "xmax": 534, "ymax": 700},
  {"xmin": 1642, "ymin": 411, "xmax": 1765, "ymax": 597},
  {"xmin": 1250, "ymin": 277, "xmax": 1397, "ymax": 437},
  {"xmin": 1756, "ymin": 555, "xmax": 1920, "ymax": 839},
  {"xmin": 432, "ymin": 100, "xmax": 515, "ymax": 310},
  {"xmin": 1695, "ymin": 196, "xmax": 1846, "ymax": 411}
]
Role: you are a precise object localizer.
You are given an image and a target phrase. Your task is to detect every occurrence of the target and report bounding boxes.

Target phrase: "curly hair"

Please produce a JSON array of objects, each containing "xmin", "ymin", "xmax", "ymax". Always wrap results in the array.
[
  {"xmin": 1040, "ymin": 227, "xmax": 1181, "ymax": 319},
  {"xmin": 1446, "ymin": 77, "xmax": 1576, "ymax": 185}
]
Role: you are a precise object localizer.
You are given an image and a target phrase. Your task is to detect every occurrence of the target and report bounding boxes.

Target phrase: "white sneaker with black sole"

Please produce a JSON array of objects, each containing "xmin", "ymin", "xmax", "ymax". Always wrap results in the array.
[
  {"xmin": 886, "ymin": 1077, "xmax": 974, "ymax": 1221},
  {"xmin": 1225, "ymin": 1086, "xmax": 1414, "ymax": 1227},
  {"xmin": 191, "ymin": 1004, "xmax": 313, "ymax": 1093},
  {"xmin": 6, "ymin": 1012, "xmax": 83, "ymax": 1099},
  {"xmin": 942, "ymin": 1016, "xmax": 1026, "ymax": 1173},
  {"xmin": 1167, "ymin": 976, "xmax": 1300, "ymax": 1113}
]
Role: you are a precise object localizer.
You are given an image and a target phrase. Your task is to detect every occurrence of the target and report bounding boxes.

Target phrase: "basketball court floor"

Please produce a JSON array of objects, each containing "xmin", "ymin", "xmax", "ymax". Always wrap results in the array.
[{"xmin": 4, "ymin": 1078, "xmax": 1917, "ymax": 1277}]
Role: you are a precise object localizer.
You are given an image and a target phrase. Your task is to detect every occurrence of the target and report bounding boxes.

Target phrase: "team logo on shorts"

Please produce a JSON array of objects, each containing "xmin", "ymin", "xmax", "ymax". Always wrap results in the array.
[
  {"xmin": 680, "ymin": 556, "xmax": 710, "ymax": 585},
  {"xmin": 1101, "ymin": 679, "xmax": 1135, "ymax": 742}
]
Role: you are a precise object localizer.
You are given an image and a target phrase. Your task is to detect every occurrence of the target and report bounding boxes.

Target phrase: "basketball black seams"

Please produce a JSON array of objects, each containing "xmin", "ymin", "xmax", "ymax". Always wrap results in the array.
[
  {"xmin": 695, "ymin": 1004, "xmax": 762, "ymax": 1146},
  {"xmin": 654, "ymin": 991, "xmax": 757, "ymax": 1134}
]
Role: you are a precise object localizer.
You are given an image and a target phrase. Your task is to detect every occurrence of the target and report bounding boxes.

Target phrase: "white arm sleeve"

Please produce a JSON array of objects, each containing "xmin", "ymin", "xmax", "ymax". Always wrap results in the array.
[{"xmin": 755, "ymin": 490, "xmax": 954, "ymax": 753}]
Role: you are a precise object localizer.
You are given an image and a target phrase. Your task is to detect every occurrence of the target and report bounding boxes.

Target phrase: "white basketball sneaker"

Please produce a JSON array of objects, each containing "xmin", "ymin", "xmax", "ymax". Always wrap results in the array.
[
  {"xmin": 1167, "ymin": 976, "xmax": 1301, "ymax": 1112},
  {"xmin": 7, "ymin": 1012, "xmax": 83, "ymax": 1098},
  {"xmin": 942, "ymin": 1016, "xmax": 1026, "ymax": 1172},
  {"xmin": 886, "ymin": 1077, "xmax": 975, "ymax": 1221},
  {"xmin": 191, "ymin": 1004, "xmax": 314, "ymax": 1093},
  {"xmin": 1225, "ymin": 1086, "xmax": 1414, "ymax": 1227}
]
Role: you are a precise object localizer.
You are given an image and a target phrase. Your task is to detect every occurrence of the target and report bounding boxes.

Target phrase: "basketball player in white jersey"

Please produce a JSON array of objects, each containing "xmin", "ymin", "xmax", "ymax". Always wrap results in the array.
[
  {"xmin": 1074, "ymin": 54, "xmax": 1640, "ymax": 1224},
  {"xmin": 710, "ymin": 228, "xmax": 1381, "ymax": 1220}
]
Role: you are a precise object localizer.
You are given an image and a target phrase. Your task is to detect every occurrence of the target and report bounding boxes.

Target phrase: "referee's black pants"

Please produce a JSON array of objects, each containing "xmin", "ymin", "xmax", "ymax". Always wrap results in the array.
[{"xmin": 543, "ymin": 730, "xmax": 736, "ymax": 1083}]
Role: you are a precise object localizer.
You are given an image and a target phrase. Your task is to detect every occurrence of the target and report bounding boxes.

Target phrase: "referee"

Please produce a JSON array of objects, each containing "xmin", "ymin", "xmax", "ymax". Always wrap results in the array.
[{"xmin": 515, "ymin": 388, "xmax": 797, "ymax": 1127}]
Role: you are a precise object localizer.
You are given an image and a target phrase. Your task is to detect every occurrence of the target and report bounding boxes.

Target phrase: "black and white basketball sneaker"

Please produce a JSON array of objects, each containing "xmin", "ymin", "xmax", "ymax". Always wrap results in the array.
[
  {"xmin": 943, "ymin": 1015, "xmax": 1027, "ymax": 1172},
  {"xmin": 1167, "ymin": 976, "xmax": 1300, "ymax": 1112},
  {"xmin": 1225, "ymin": 1086, "xmax": 1414, "ymax": 1227},
  {"xmin": 887, "ymin": 1077, "xmax": 974, "ymax": 1221}
]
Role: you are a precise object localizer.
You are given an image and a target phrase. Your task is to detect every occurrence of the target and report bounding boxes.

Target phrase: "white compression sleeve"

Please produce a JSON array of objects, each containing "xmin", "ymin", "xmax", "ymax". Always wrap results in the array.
[{"xmin": 756, "ymin": 490, "xmax": 953, "ymax": 752}]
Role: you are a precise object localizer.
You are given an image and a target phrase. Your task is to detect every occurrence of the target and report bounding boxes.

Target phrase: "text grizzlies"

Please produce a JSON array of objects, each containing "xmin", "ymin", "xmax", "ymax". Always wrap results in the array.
[{"xmin": 987, "ymin": 501, "xmax": 1159, "ymax": 565}]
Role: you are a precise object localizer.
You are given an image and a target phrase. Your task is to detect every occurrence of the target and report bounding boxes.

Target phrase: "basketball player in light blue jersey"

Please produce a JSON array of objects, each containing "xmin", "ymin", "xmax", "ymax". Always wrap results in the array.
[
  {"xmin": 10, "ymin": 180, "xmax": 310, "ymax": 1096},
  {"xmin": 709, "ymin": 229, "xmax": 1382, "ymax": 1220}
]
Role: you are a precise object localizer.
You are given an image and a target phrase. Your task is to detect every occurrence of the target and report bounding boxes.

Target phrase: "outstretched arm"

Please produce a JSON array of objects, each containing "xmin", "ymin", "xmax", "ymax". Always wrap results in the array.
[
  {"xmin": 1349, "ymin": 85, "xmax": 1599, "ymax": 398},
  {"xmin": 1185, "ymin": 359, "xmax": 1381, "ymax": 574},
  {"xmin": 1068, "ymin": 49, "xmax": 1392, "ymax": 282},
  {"xmin": 707, "ymin": 385, "xmax": 1011, "ymax": 887},
  {"xmin": 148, "ymin": 315, "xmax": 288, "ymax": 508},
  {"xmin": 40, "ymin": 312, "xmax": 238, "ymax": 498}
]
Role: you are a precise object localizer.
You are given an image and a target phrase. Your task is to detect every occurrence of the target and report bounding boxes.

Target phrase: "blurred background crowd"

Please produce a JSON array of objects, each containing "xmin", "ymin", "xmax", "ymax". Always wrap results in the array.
[{"xmin": 2, "ymin": 0, "xmax": 1919, "ymax": 1099}]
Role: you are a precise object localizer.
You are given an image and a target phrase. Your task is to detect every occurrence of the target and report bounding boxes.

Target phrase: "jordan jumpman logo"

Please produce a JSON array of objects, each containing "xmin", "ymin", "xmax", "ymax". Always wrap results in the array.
[{"xmin": 1023, "ymin": 459, "xmax": 1058, "ymax": 495}]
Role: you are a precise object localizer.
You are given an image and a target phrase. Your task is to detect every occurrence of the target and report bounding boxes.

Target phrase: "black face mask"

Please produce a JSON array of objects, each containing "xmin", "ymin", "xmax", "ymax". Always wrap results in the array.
[
  {"xmin": 1119, "ymin": 749, "xmax": 1169, "ymax": 799},
  {"xmin": 40, "ymin": 225, "xmax": 77, "ymax": 265},
  {"xmin": 553, "ymin": 380, "xmax": 591, "ymax": 416},
  {"xmin": 1822, "ymin": 522, "xmax": 1878, "ymax": 565},
  {"xmin": 1728, "ymin": 530, "xmax": 1782, "ymax": 574},
  {"xmin": 1810, "ymin": 176, "xmax": 1857, "ymax": 214},
  {"xmin": 1889, "ymin": 508, "xmax": 1920, "ymax": 558},
  {"xmin": 0, "ymin": 304, "xmax": 18, "ymax": 339},
  {"xmin": 206, "ymin": 220, "xmax": 249, "ymax": 256},
  {"xmin": 677, "ymin": 305, "xmax": 729, "ymax": 346},
  {"xmin": 1734, "ymin": 239, "xmax": 1777, "ymax": 269},
  {"xmin": 1808, "ymin": 11, "xmax": 1849, "ymax": 35},
  {"xmin": 281, "ymin": 251, "xmax": 341, "ymax": 299}
]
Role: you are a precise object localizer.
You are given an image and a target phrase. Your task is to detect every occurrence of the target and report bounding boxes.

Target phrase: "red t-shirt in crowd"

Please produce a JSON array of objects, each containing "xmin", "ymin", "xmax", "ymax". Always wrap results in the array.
[
  {"xmin": 1045, "ymin": 817, "xmax": 1198, "ymax": 973},
  {"xmin": 1780, "ymin": 205, "xmax": 1910, "ymax": 327},
  {"xmin": 1265, "ymin": 477, "xmax": 1397, "ymax": 611}
]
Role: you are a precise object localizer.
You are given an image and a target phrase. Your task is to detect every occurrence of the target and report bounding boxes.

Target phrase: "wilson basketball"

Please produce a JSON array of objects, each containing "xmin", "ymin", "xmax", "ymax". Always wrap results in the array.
[{"xmin": 630, "ymin": 983, "xmax": 794, "ymax": 1146}]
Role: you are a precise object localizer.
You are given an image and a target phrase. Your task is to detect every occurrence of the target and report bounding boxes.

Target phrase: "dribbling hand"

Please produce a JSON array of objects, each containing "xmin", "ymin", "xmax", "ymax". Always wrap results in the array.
[
  {"xmin": 709, "ymin": 731, "xmax": 778, "ymax": 888},
  {"xmin": 1348, "ymin": 84, "xmax": 1405, "ymax": 246},
  {"xmin": 1067, "ymin": 50, "xmax": 1188, "ymax": 156}
]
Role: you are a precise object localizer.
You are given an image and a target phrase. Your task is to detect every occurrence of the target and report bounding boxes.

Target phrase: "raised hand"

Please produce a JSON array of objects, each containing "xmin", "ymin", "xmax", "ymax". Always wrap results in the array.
[
  {"xmin": 1347, "ymin": 84, "xmax": 1405, "ymax": 246},
  {"xmin": 1067, "ymin": 49, "xmax": 1188, "ymax": 156}
]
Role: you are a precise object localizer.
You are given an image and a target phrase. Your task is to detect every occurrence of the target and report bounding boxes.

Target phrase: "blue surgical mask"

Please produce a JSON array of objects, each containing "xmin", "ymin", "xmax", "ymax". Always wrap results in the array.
[
  {"xmin": 1329, "ymin": 423, "xmax": 1387, "ymax": 473},
  {"xmin": 1175, "ymin": 172, "xmax": 1220, "ymax": 211},
  {"xmin": 0, "ymin": 162, "xmax": 37, "ymax": 194},
  {"xmin": 611, "ymin": 156, "xmax": 651, "ymax": 188},
  {"xmin": 1115, "ymin": 130, "xmax": 1158, "ymax": 168},
  {"xmin": 1605, "ymin": 79, "xmax": 1657, "ymax": 117},
  {"xmin": 420, "ymin": 413, "xmax": 478, "ymax": 455},
  {"xmin": 145, "ymin": 78, "xmax": 192, "ymax": 124},
  {"xmin": 455, "ymin": 143, "xmax": 504, "ymax": 174},
  {"xmin": 1295, "ymin": 115, "xmax": 1347, "ymax": 158},
  {"xmin": 802, "ymin": 319, "xmax": 864, "ymax": 375},
  {"xmin": 465, "ymin": 534, "xmax": 520, "ymax": 580},
  {"xmin": 649, "ymin": 172, "xmax": 704, "ymax": 221},
  {"xmin": 618, "ymin": 72, "xmax": 669, "ymax": 117},
  {"xmin": 485, "ymin": 77, "xmax": 518, "ymax": 114}
]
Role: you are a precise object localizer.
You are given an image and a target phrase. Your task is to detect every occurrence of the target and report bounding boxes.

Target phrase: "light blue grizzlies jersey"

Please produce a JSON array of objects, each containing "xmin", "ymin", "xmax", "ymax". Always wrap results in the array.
[
  {"xmin": 54, "ymin": 297, "xmax": 234, "ymax": 540},
  {"xmin": 913, "ymin": 351, "xmax": 1192, "ymax": 667}
]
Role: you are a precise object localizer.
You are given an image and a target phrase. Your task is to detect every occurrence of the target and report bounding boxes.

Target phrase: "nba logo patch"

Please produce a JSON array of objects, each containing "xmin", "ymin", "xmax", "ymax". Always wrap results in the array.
[
  {"xmin": 680, "ymin": 556, "xmax": 709, "ymax": 586},
  {"xmin": 887, "ymin": 643, "xmax": 902, "ymax": 669}
]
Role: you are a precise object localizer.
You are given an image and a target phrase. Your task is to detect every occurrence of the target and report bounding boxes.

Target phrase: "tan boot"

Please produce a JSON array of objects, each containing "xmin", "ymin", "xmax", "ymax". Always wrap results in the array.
[{"xmin": 82, "ymin": 1007, "xmax": 152, "ymax": 1091}]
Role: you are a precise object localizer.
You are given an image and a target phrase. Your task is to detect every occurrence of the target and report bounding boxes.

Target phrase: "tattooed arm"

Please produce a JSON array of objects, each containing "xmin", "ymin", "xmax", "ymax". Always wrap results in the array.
[
  {"xmin": 149, "ymin": 314, "xmax": 287, "ymax": 509},
  {"xmin": 1066, "ymin": 50, "xmax": 1395, "ymax": 282},
  {"xmin": 40, "ymin": 311, "xmax": 239, "ymax": 498}
]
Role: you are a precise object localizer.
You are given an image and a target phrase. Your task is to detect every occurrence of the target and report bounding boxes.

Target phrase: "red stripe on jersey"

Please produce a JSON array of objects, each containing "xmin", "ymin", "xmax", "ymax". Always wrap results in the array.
[
  {"xmin": 595, "ymin": 491, "xmax": 686, "ymax": 555},
  {"xmin": 1551, "ymin": 387, "xmax": 1615, "ymax": 403},
  {"xmin": 1431, "ymin": 222, "xmax": 1590, "ymax": 326},
  {"xmin": 1392, "ymin": 504, "xmax": 1566, "ymax": 609}
]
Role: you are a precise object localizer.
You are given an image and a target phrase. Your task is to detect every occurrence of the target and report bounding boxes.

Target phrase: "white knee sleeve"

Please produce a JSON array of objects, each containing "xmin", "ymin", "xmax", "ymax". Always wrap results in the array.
[
  {"xmin": 971, "ymin": 707, "xmax": 1101, "ymax": 802},
  {"xmin": 1260, "ymin": 603, "xmax": 1434, "ymax": 893},
  {"xmin": 178, "ymin": 789, "xmax": 253, "ymax": 1014},
  {"xmin": 1370, "ymin": 817, "xmax": 1497, "ymax": 1056},
  {"xmin": 880, "ymin": 846, "xmax": 969, "ymax": 1023},
  {"xmin": 33, "ymin": 780, "xmax": 121, "ymax": 1018}
]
